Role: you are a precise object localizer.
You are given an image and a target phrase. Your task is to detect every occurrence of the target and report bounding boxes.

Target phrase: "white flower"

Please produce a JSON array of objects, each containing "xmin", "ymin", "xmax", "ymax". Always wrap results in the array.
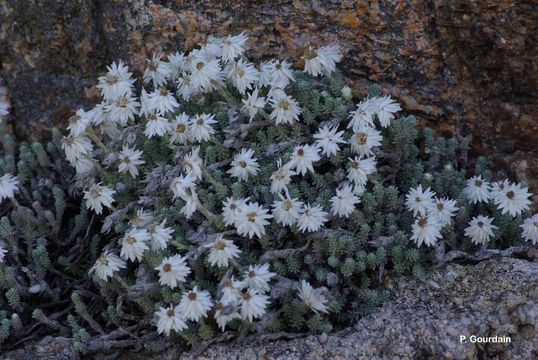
[
  {"xmin": 148, "ymin": 219, "xmax": 174, "ymax": 251},
  {"xmin": 520, "ymin": 214, "xmax": 538, "ymax": 245},
  {"xmin": 490, "ymin": 179, "xmax": 511, "ymax": 204},
  {"xmin": 130, "ymin": 209, "xmax": 154, "ymax": 228},
  {"xmin": 269, "ymin": 94, "xmax": 302, "ymax": 125},
  {"xmin": 139, "ymin": 88, "xmax": 153, "ymax": 118},
  {"xmin": 203, "ymin": 36, "xmax": 223, "ymax": 59},
  {"xmin": 89, "ymin": 252, "xmax": 126, "ymax": 281},
  {"xmin": 348, "ymin": 99, "xmax": 375, "ymax": 129},
  {"xmin": 494, "ymin": 182, "xmax": 532, "ymax": 217},
  {"xmin": 188, "ymin": 57, "xmax": 224, "ymax": 92},
  {"xmin": 405, "ymin": 185, "xmax": 435, "ymax": 217},
  {"xmin": 62, "ymin": 133, "xmax": 93, "ymax": 163},
  {"xmin": 0, "ymin": 243, "xmax": 6, "ymax": 263},
  {"xmin": 330, "ymin": 185, "xmax": 360, "ymax": 218},
  {"xmin": 303, "ymin": 44, "xmax": 342, "ymax": 77},
  {"xmin": 427, "ymin": 197, "xmax": 459, "ymax": 226},
  {"xmin": 221, "ymin": 32, "xmax": 248, "ymax": 62},
  {"xmin": 183, "ymin": 147, "xmax": 203, "ymax": 179},
  {"xmin": 144, "ymin": 113, "xmax": 169, "ymax": 138},
  {"xmin": 96, "ymin": 61, "xmax": 135, "ymax": 101},
  {"xmin": 214, "ymin": 301, "xmax": 241, "ymax": 331},
  {"xmin": 67, "ymin": 109, "xmax": 91, "ymax": 136},
  {"xmin": 84, "ymin": 184, "xmax": 115, "ymax": 215},
  {"xmin": 189, "ymin": 113, "xmax": 217, "ymax": 142},
  {"xmin": 272, "ymin": 195, "xmax": 303, "ymax": 227},
  {"xmin": 148, "ymin": 87, "xmax": 179, "ymax": 115},
  {"xmin": 0, "ymin": 174, "xmax": 19, "ymax": 203},
  {"xmin": 289, "ymin": 144, "xmax": 320, "ymax": 175},
  {"xmin": 176, "ymin": 73, "xmax": 200, "ymax": 101},
  {"xmin": 144, "ymin": 54, "xmax": 172, "ymax": 87},
  {"xmin": 167, "ymin": 51, "xmax": 187, "ymax": 79},
  {"xmin": 155, "ymin": 254, "xmax": 191, "ymax": 288},
  {"xmin": 270, "ymin": 159, "xmax": 296, "ymax": 194},
  {"xmin": 87, "ymin": 102, "xmax": 109, "ymax": 126},
  {"xmin": 241, "ymin": 88, "xmax": 266, "ymax": 121},
  {"xmin": 227, "ymin": 59, "xmax": 259, "ymax": 94},
  {"xmin": 204, "ymin": 235, "xmax": 241, "ymax": 268},
  {"xmin": 228, "ymin": 148, "xmax": 259, "ymax": 181},
  {"xmin": 0, "ymin": 96, "xmax": 10, "ymax": 119},
  {"xmin": 298, "ymin": 203, "xmax": 328, "ymax": 233},
  {"xmin": 411, "ymin": 216, "xmax": 443, "ymax": 247},
  {"xmin": 464, "ymin": 215, "xmax": 497, "ymax": 245},
  {"xmin": 169, "ymin": 113, "xmax": 191, "ymax": 144},
  {"xmin": 105, "ymin": 94, "xmax": 139, "ymax": 126},
  {"xmin": 180, "ymin": 193, "xmax": 199, "ymax": 219},
  {"xmin": 297, "ymin": 280, "xmax": 328, "ymax": 314},
  {"xmin": 240, "ymin": 290, "xmax": 269, "ymax": 322},
  {"xmin": 118, "ymin": 145, "xmax": 145, "ymax": 178},
  {"xmin": 170, "ymin": 173, "xmax": 197, "ymax": 201},
  {"xmin": 221, "ymin": 276, "xmax": 242, "ymax": 304},
  {"xmin": 463, "ymin": 175, "xmax": 491, "ymax": 204},
  {"xmin": 340, "ymin": 86, "xmax": 352, "ymax": 100},
  {"xmin": 155, "ymin": 305, "xmax": 188, "ymax": 336},
  {"xmin": 241, "ymin": 263, "xmax": 275, "ymax": 293},
  {"xmin": 369, "ymin": 95, "xmax": 401, "ymax": 127},
  {"xmin": 120, "ymin": 228, "xmax": 150, "ymax": 262},
  {"xmin": 259, "ymin": 59, "xmax": 294, "ymax": 88},
  {"xmin": 350, "ymin": 125, "xmax": 383, "ymax": 157},
  {"xmin": 234, "ymin": 202, "xmax": 272, "ymax": 239},
  {"xmin": 347, "ymin": 156, "xmax": 376, "ymax": 186},
  {"xmin": 74, "ymin": 156, "xmax": 95, "ymax": 175},
  {"xmin": 178, "ymin": 286, "xmax": 213, "ymax": 322},
  {"xmin": 222, "ymin": 197, "xmax": 249, "ymax": 226},
  {"xmin": 313, "ymin": 125, "xmax": 346, "ymax": 157}
]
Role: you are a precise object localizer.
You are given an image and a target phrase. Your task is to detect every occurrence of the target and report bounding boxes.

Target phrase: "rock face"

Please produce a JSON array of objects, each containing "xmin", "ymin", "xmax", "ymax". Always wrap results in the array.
[
  {"xmin": 1, "ymin": 0, "xmax": 537, "ymax": 190},
  {"xmin": 192, "ymin": 258, "xmax": 538, "ymax": 360}
]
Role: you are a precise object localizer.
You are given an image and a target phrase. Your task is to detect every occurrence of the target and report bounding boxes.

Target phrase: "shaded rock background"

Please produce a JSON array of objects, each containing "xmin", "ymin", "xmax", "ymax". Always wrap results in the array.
[{"xmin": 0, "ymin": 0, "xmax": 537, "ymax": 193}]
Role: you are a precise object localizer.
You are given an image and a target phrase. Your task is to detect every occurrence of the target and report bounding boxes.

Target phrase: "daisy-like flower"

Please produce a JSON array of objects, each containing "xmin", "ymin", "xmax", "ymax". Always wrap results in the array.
[
  {"xmin": 347, "ymin": 156, "xmax": 377, "ymax": 186},
  {"xmin": 427, "ymin": 197, "xmax": 459, "ymax": 226},
  {"xmin": 0, "ymin": 173, "xmax": 19, "ymax": 203},
  {"xmin": 148, "ymin": 219, "xmax": 174, "ymax": 251},
  {"xmin": 520, "ymin": 214, "xmax": 538, "ymax": 244},
  {"xmin": 269, "ymin": 94, "xmax": 302, "ymax": 125},
  {"xmin": 288, "ymin": 144, "xmax": 321, "ymax": 176},
  {"xmin": 221, "ymin": 276, "xmax": 243, "ymax": 304},
  {"xmin": 330, "ymin": 185, "xmax": 360, "ymax": 218},
  {"xmin": 120, "ymin": 228, "xmax": 150, "ymax": 262},
  {"xmin": 228, "ymin": 148, "xmax": 260, "ymax": 181},
  {"xmin": 297, "ymin": 203, "xmax": 328, "ymax": 233},
  {"xmin": 222, "ymin": 197, "xmax": 249, "ymax": 226},
  {"xmin": 118, "ymin": 145, "xmax": 145, "ymax": 178},
  {"xmin": 405, "ymin": 185, "xmax": 435, "ymax": 217},
  {"xmin": 148, "ymin": 87, "xmax": 179, "ymax": 115},
  {"xmin": 105, "ymin": 94, "xmax": 140, "ymax": 126},
  {"xmin": 297, "ymin": 280, "xmax": 328, "ymax": 314},
  {"xmin": 490, "ymin": 179, "xmax": 512, "ymax": 204},
  {"xmin": 144, "ymin": 54, "xmax": 172, "ymax": 88},
  {"xmin": 240, "ymin": 290, "xmax": 269, "ymax": 322},
  {"xmin": 144, "ymin": 113, "xmax": 169, "ymax": 138},
  {"xmin": 74, "ymin": 156, "xmax": 95, "ymax": 175},
  {"xmin": 189, "ymin": 57, "xmax": 224, "ymax": 92},
  {"xmin": 130, "ymin": 208, "xmax": 154, "ymax": 228},
  {"xmin": 494, "ymin": 182, "xmax": 532, "ymax": 217},
  {"xmin": 464, "ymin": 215, "xmax": 498, "ymax": 245},
  {"xmin": 463, "ymin": 175, "xmax": 491, "ymax": 204},
  {"xmin": 259, "ymin": 59, "xmax": 294, "ymax": 88},
  {"xmin": 272, "ymin": 195, "xmax": 303, "ymax": 227},
  {"xmin": 170, "ymin": 173, "xmax": 197, "ymax": 201},
  {"xmin": 155, "ymin": 254, "xmax": 191, "ymax": 288},
  {"xmin": 350, "ymin": 125, "xmax": 383, "ymax": 157},
  {"xmin": 183, "ymin": 147, "xmax": 203, "ymax": 179},
  {"xmin": 302, "ymin": 44, "xmax": 342, "ymax": 77},
  {"xmin": 189, "ymin": 113, "xmax": 217, "ymax": 142},
  {"xmin": 203, "ymin": 36, "xmax": 223, "ymax": 59},
  {"xmin": 167, "ymin": 51, "xmax": 187, "ymax": 79},
  {"xmin": 214, "ymin": 301, "xmax": 241, "ymax": 331},
  {"xmin": 227, "ymin": 59, "xmax": 259, "ymax": 95},
  {"xmin": 178, "ymin": 286, "xmax": 213, "ymax": 322},
  {"xmin": 89, "ymin": 252, "xmax": 126, "ymax": 281},
  {"xmin": 169, "ymin": 113, "xmax": 191, "ymax": 144},
  {"xmin": 155, "ymin": 305, "xmax": 188, "ymax": 336},
  {"xmin": 270, "ymin": 159, "xmax": 296, "ymax": 194},
  {"xmin": 241, "ymin": 88, "xmax": 266, "ymax": 121},
  {"xmin": 87, "ymin": 102, "xmax": 109, "ymax": 126},
  {"xmin": 411, "ymin": 216, "xmax": 443, "ymax": 247},
  {"xmin": 370, "ymin": 95, "xmax": 401, "ymax": 127},
  {"xmin": 234, "ymin": 202, "xmax": 273, "ymax": 239},
  {"xmin": 176, "ymin": 72, "xmax": 200, "ymax": 101},
  {"xmin": 348, "ymin": 99, "xmax": 375, "ymax": 130},
  {"xmin": 0, "ymin": 96, "xmax": 10, "ymax": 119},
  {"xmin": 180, "ymin": 192, "xmax": 199, "ymax": 219},
  {"xmin": 313, "ymin": 125, "xmax": 346, "ymax": 157},
  {"xmin": 84, "ymin": 183, "xmax": 116, "ymax": 215},
  {"xmin": 241, "ymin": 263, "xmax": 275, "ymax": 293},
  {"xmin": 96, "ymin": 61, "xmax": 135, "ymax": 101},
  {"xmin": 62, "ymin": 133, "xmax": 93, "ymax": 163},
  {"xmin": 204, "ymin": 235, "xmax": 242, "ymax": 268},
  {"xmin": 67, "ymin": 109, "xmax": 91, "ymax": 136},
  {"xmin": 221, "ymin": 32, "xmax": 248, "ymax": 62},
  {"xmin": 0, "ymin": 243, "xmax": 6, "ymax": 263}
]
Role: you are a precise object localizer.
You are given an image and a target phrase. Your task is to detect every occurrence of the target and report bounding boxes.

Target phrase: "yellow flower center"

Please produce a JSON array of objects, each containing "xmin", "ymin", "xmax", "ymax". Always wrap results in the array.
[{"xmin": 355, "ymin": 132, "xmax": 368, "ymax": 145}]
